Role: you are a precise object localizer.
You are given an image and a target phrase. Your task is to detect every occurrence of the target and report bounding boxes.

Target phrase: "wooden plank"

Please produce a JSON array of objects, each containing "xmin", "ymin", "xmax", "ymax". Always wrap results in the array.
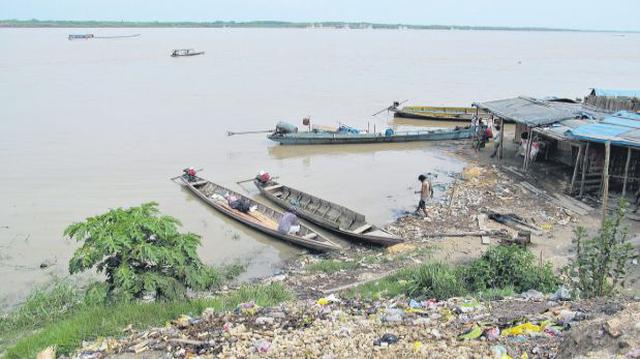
[
  {"xmin": 477, "ymin": 214, "xmax": 490, "ymax": 245},
  {"xmin": 502, "ymin": 165, "xmax": 524, "ymax": 178},
  {"xmin": 551, "ymin": 193, "xmax": 589, "ymax": 216},
  {"xmin": 352, "ymin": 223, "xmax": 372, "ymax": 234}
]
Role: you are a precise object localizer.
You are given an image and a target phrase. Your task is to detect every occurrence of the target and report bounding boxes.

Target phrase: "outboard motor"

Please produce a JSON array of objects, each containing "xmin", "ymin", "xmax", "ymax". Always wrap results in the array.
[{"xmin": 275, "ymin": 121, "xmax": 299, "ymax": 134}]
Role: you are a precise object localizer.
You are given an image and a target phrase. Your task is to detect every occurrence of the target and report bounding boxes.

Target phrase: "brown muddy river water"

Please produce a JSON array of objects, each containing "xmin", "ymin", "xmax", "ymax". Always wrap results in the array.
[{"xmin": 1, "ymin": 28, "xmax": 638, "ymax": 307}]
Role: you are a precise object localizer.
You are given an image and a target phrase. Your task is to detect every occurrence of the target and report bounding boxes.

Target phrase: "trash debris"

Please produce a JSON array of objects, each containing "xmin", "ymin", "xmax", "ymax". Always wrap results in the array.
[
  {"xmin": 173, "ymin": 315, "xmax": 192, "ymax": 328},
  {"xmin": 492, "ymin": 345, "xmax": 510, "ymax": 359},
  {"xmin": 317, "ymin": 297, "xmax": 330, "ymax": 306},
  {"xmin": 604, "ymin": 318, "xmax": 623, "ymax": 338},
  {"xmin": 458, "ymin": 325, "xmax": 483, "ymax": 340},
  {"xmin": 484, "ymin": 327, "xmax": 500, "ymax": 341},
  {"xmin": 550, "ymin": 286, "xmax": 571, "ymax": 301},
  {"xmin": 501, "ymin": 322, "xmax": 542, "ymax": 336},
  {"xmin": 253, "ymin": 339, "xmax": 271, "ymax": 353},
  {"xmin": 373, "ymin": 333, "xmax": 399, "ymax": 346},
  {"xmin": 387, "ymin": 243, "xmax": 416, "ymax": 254},
  {"xmin": 519, "ymin": 289, "xmax": 544, "ymax": 301},
  {"xmin": 36, "ymin": 346, "xmax": 56, "ymax": 359}
]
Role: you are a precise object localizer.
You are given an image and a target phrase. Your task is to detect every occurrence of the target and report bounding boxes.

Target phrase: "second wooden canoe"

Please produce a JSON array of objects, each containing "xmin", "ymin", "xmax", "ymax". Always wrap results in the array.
[
  {"xmin": 254, "ymin": 179, "xmax": 403, "ymax": 246},
  {"xmin": 176, "ymin": 174, "xmax": 340, "ymax": 252},
  {"xmin": 392, "ymin": 105, "xmax": 487, "ymax": 122}
]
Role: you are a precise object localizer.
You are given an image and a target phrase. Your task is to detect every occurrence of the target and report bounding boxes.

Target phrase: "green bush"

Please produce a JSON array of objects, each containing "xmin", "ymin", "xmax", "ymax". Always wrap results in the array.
[
  {"xmin": 64, "ymin": 202, "xmax": 221, "ymax": 301},
  {"xmin": 408, "ymin": 263, "xmax": 467, "ymax": 299},
  {"xmin": 462, "ymin": 245, "xmax": 559, "ymax": 293},
  {"xmin": 563, "ymin": 200, "xmax": 637, "ymax": 298}
]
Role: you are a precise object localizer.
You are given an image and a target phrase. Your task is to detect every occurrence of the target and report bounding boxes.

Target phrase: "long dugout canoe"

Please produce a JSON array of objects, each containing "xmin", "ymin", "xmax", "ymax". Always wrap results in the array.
[
  {"xmin": 267, "ymin": 126, "xmax": 476, "ymax": 145},
  {"xmin": 176, "ymin": 174, "xmax": 341, "ymax": 252},
  {"xmin": 254, "ymin": 179, "xmax": 403, "ymax": 246}
]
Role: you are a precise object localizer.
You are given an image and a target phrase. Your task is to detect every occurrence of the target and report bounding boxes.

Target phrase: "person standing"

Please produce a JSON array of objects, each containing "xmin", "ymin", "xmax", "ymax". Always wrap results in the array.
[
  {"xmin": 415, "ymin": 174, "xmax": 433, "ymax": 217},
  {"xmin": 490, "ymin": 125, "xmax": 502, "ymax": 158}
]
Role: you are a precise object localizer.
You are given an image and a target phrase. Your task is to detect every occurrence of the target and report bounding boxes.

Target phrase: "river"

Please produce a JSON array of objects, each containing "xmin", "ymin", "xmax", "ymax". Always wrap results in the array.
[{"xmin": 1, "ymin": 28, "xmax": 638, "ymax": 307}]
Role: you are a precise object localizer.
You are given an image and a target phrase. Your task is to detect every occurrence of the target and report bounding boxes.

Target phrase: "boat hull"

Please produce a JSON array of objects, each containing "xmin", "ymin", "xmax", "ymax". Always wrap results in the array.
[
  {"xmin": 392, "ymin": 106, "xmax": 485, "ymax": 122},
  {"xmin": 254, "ymin": 180, "xmax": 403, "ymax": 246},
  {"xmin": 268, "ymin": 126, "xmax": 476, "ymax": 145},
  {"xmin": 171, "ymin": 51, "xmax": 205, "ymax": 57},
  {"xmin": 177, "ymin": 175, "xmax": 339, "ymax": 252}
]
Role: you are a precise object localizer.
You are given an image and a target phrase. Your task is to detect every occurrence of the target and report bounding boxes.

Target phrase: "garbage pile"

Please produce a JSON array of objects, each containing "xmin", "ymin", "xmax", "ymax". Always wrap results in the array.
[
  {"xmin": 386, "ymin": 165, "xmax": 574, "ymax": 241},
  {"xmin": 68, "ymin": 288, "xmax": 637, "ymax": 359}
]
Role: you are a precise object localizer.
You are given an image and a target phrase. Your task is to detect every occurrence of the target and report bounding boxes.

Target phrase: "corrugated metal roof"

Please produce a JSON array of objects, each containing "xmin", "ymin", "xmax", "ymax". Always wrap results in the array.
[
  {"xmin": 473, "ymin": 96, "xmax": 608, "ymax": 127},
  {"xmin": 567, "ymin": 111, "xmax": 640, "ymax": 148},
  {"xmin": 590, "ymin": 88, "xmax": 640, "ymax": 98}
]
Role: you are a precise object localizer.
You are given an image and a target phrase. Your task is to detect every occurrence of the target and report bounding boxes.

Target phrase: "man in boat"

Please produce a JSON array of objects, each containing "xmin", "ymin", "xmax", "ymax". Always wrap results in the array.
[
  {"xmin": 490, "ymin": 125, "xmax": 502, "ymax": 158},
  {"xmin": 225, "ymin": 194, "xmax": 251, "ymax": 213},
  {"xmin": 278, "ymin": 212, "xmax": 300, "ymax": 235},
  {"xmin": 183, "ymin": 167, "xmax": 197, "ymax": 182},
  {"xmin": 415, "ymin": 174, "xmax": 433, "ymax": 217}
]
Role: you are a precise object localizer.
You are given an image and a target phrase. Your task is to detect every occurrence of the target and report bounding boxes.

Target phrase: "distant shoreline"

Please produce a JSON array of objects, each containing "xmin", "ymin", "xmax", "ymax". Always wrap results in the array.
[{"xmin": 0, "ymin": 19, "xmax": 636, "ymax": 33}]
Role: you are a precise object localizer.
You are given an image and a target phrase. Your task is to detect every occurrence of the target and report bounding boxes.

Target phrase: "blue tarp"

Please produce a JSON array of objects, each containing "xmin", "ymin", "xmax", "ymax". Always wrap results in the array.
[
  {"xmin": 591, "ymin": 88, "xmax": 640, "ymax": 98},
  {"xmin": 567, "ymin": 111, "xmax": 640, "ymax": 148}
]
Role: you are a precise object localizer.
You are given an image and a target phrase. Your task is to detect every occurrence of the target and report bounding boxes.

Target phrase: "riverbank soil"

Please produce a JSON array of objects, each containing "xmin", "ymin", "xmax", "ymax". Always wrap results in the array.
[{"xmin": 272, "ymin": 136, "xmax": 639, "ymax": 299}]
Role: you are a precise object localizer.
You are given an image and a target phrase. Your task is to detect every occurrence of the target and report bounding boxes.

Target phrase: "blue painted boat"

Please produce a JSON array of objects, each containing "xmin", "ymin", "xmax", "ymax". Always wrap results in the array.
[{"xmin": 267, "ymin": 125, "xmax": 477, "ymax": 145}]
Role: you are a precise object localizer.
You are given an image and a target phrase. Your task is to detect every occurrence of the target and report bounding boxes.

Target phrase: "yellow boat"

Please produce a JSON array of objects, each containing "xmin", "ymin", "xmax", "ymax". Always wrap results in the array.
[{"xmin": 392, "ymin": 105, "xmax": 486, "ymax": 122}]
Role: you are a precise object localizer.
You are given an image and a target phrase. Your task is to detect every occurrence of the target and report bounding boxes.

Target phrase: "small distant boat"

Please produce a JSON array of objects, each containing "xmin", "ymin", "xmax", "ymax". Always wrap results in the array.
[
  {"xmin": 171, "ymin": 49, "xmax": 205, "ymax": 57},
  {"xmin": 175, "ymin": 174, "xmax": 340, "ymax": 252},
  {"xmin": 68, "ymin": 34, "xmax": 94, "ymax": 40},
  {"xmin": 94, "ymin": 34, "xmax": 141, "ymax": 39},
  {"xmin": 266, "ymin": 121, "xmax": 477, "ymax": 145},
  {"xmin": 391, "ymin": 104, "xmax": 486, "ymax": 122},
  {"xmin": 254, "ymin": 178, "xmax": 404, "ymax": 246}
]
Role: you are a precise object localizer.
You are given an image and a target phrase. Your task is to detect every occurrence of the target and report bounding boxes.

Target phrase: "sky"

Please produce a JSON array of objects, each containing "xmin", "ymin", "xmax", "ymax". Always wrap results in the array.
[{"xmin": 2, "ymin": 0, "xmax": 639, "ymax": 32}]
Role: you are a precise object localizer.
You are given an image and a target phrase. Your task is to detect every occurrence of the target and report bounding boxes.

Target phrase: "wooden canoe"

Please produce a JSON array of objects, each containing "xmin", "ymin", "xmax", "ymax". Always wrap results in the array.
[
  {"xmin": 254, "ymin": 179, "xmax": 403, "ymax": 246},
  {"xmin": 392, "ymin": 105, "xmax": 487, "ymax": 122},
  {"xmin": 267, "ymin": 126, "xmax": 476, "ymax": 145},
  {"xmin": 177, "ymin": 175, "xmax": 340, "ymax": 252}
]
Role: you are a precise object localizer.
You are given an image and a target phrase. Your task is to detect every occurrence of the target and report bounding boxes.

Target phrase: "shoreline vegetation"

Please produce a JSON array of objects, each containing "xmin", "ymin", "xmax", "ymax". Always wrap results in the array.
[{"xmin": 0, "ymin": 19, "xmax": 636, "ymax": 33}]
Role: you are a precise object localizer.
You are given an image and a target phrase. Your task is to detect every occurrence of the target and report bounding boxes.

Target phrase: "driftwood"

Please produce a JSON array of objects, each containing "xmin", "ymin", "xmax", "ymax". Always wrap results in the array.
[
  {"xmin": 168, "ymin": 338, "xmax": 207, "ymax": 346},
  {"xmin": 484, "ymin": 209, "xmax": 542, "ymax": 235},
  {"xmin": 426, "ymin": 229, "xmax": 510, "ymax": 238},
  {"xmin": 499, "ymin": 231, "xmax": 531, "ymax": 247}
]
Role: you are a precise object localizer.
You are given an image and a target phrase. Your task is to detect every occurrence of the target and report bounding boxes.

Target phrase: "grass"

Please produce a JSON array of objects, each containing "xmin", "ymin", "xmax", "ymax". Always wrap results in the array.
[
  {"xmin": 0, "ymin": 280, "xmax": 83, "ymax": 351},
  {"xmin": 3, "ymin": 283, "xmax": 290, "ymax": 359},
  {"xmin": 348, "ymin": 246, "xmax": 559, "ymax": 301},
  {"xmin": 347, "ymin": 267, "xmax": 416, "ymax": 299},
  {"xmin": 306, "ymin": 259, "xmax": 360, "ymax": 273}
]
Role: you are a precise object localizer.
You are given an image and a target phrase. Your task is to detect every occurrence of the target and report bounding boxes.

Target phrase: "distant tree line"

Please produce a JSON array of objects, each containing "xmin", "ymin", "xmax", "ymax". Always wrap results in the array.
[{"xmin": 0, "ymin": 19, "xmax": 620, "ymax": 32}]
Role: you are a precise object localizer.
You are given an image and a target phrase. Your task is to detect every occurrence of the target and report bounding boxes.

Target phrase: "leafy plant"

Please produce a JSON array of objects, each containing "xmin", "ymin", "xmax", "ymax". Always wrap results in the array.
[
  {"xmin": 408, "ymin": 262, "xmax": 467, "ymax": 299},
  {"xmin": 563, "ymin": 200, "xmax": 637, "ymax": 298},
  {"xmin": 462, "ymin": 245, "xmax": 558, "ymax": 293},
  {"xmin": 64, "ymin": 202, "xmax": 221, "ymax": 301}
]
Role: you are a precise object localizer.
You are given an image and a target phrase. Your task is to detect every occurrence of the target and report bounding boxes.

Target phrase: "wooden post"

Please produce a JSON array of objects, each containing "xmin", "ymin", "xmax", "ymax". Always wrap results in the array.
[
  {"xmin": 498, "ymin": 118, "xmax": 505, "ymax": 160},
  {"xmin": 570, "ymin": 144, "xmax": 584, "ymax": 194},
  {"xmin": 522, "ymin": 127, "xmax": 530, "ymax": 170},
  {"xmin": 622, "ymin": 146, "xmax": 632, "ymax": 196},
  {"xmin": 579, "ymin": 142, "xmax": 590, "ymax": 198},
  {"xmin": 601, "ymin": 141, "xmax": 611, "ymax": 224}
]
